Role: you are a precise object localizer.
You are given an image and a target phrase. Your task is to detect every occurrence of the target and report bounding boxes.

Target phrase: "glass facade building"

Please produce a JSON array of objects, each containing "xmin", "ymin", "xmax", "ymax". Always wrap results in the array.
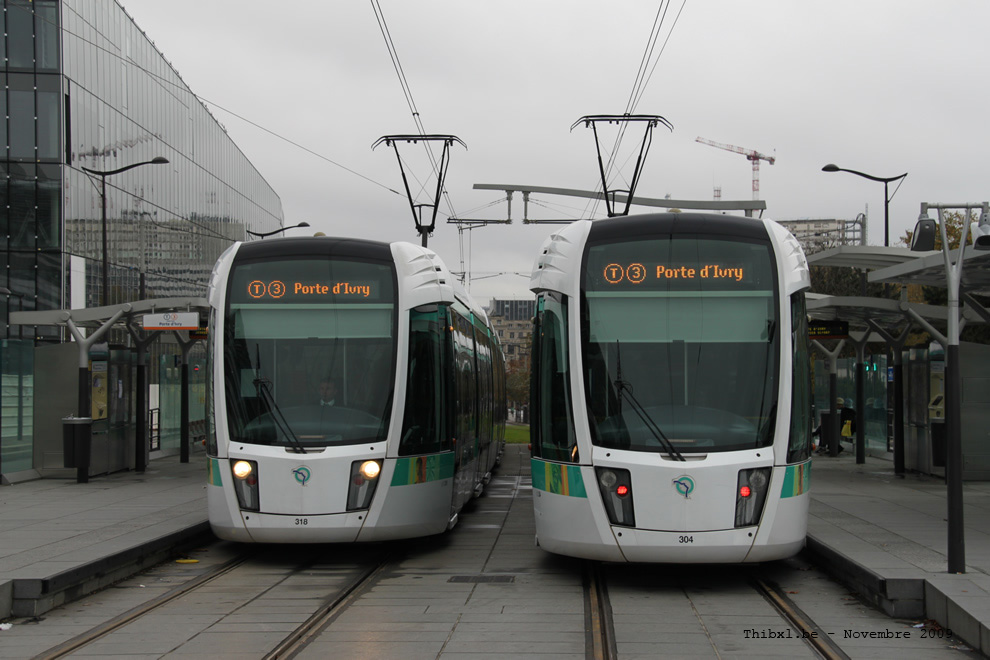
[{"xmin": 1, "ymin": 0, "xmax": 284, "ymax": 479}]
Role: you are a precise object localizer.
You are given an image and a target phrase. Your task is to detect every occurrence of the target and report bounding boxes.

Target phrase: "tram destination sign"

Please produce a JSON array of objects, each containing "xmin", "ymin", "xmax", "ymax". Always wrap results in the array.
[
  {"xmin": 229, "ymin": 258, "xmax": 394, "ymax": 305},
  {"xmin": 808, "ymin": 320, "xmax": 849, "ymax": 340},
  {"xmin": 584, "ymin": 238, "xmax": 775, "ymax": 293}
]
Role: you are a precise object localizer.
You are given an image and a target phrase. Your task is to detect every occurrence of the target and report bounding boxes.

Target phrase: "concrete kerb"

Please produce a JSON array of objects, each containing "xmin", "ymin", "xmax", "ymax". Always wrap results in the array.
[
  {"xmin": 925, "ymin": 576, "xmax": 990, "ymax": 656},
  {"xmin": 0, "ymin": 579, "xmax": 11, "ymax": 620},
  {"xmin": 9, "ymin": 521, "xmax": 214, "ymax": 618},
  {"xmin": 806, "ymin": 535, "xmax": 990, "ymax": 656},
  {"xmin": 804, "ymin": 535, "xmax": 926, "ymax": 618}
]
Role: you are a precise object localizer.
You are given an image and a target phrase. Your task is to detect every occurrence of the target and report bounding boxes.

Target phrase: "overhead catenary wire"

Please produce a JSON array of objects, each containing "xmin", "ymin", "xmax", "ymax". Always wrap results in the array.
[
  {"xmin": 369, "ymin": 0, "xmax": 459, "ymax": 221},
  {"xmin": 586, "ymin": 0, "xmax": 687, "ymax": 219},
  {"xmin": 627, "ymin": 0, "xmax": 688, "ymax": 114},
  {"xmin": 19, "ymin": 1, "xmax": 404, "ymax": 202}
]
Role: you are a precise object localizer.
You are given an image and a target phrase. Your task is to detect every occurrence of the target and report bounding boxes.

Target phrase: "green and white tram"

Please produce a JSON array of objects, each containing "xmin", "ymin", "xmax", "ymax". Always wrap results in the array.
[
  {"xmin": 205, "ymin": 236, "xmax": 505, "ymax": 543},
  {"xmin": 529, "ymin": 213, "xmax": 813, "ymax": 562}
]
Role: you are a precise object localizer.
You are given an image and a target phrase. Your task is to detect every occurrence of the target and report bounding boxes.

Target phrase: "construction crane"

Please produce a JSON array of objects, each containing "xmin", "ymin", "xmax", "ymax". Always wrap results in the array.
[{"xmin": 696, "ymin": 137, "xmax": 775, "ymax": 200}]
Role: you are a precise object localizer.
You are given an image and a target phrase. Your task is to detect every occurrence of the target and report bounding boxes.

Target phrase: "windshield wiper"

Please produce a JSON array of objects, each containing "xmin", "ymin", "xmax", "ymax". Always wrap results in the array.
[
  {"xmin": 614, "ymin": 341, "xmax": 685, "ymax": 461},
  {"xmin": 254, "ymin": 344, "xmax": 306, "ymax": 454}
]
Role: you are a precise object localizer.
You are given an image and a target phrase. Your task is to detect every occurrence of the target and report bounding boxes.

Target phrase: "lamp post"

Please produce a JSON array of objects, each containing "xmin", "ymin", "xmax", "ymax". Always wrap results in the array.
[
  {"xmin": 246, "ymin": 222, "xmax": 311, "ymax": 239},
  {"xmin": 822, "ymin": 164, "xmax": 907, "ymax": 247},
  {"xmin": 82, "ymin": 157, "xmax": 169, "ymax": 306}
]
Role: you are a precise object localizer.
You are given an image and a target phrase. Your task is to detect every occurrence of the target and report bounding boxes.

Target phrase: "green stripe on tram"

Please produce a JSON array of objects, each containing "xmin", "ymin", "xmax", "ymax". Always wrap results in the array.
[
  {"xmin": 207, "ymin": 457, "xmax": 224, "ymax": 487},
  {"xmin": 531, "ymin": 459, "xmax": 588, "ymax": 498},
  {"xmin": 780, "ymin": 460, "xmax": 811, "ymax": 498},
  {"xmin": 390, "ymin": 452, "xmax": 455, "ymax": 486}
]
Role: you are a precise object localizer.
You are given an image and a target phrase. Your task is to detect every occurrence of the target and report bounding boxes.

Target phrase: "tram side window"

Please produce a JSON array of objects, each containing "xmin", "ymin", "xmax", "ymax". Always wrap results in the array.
[
  {"xmin": 788, "ymin": 292, "xmax": 813, "ymax": 463},
  {"xmin": 475, "ymin": 325, "xmax": 494, "ymax": 454},
  {"xmin": 206, "ymin": 308, "xmax": 218, "ymax": 457},
  {"xmin": 399, "ymin": 306, "xmax": 446, "ymax": 456},
  {"xmin": 453, "ymin": 311, "xmax": 478, "ymax": 458},
  {"xmin": 532, "ymin": 293, "xmax": 577, "ymax": 462}
]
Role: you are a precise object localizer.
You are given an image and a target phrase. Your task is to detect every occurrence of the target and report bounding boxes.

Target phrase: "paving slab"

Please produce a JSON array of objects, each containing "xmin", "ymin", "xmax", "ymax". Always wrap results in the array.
[{"xmin": 1, "ymin": 443, "xmax": 989, "ymax": 657}]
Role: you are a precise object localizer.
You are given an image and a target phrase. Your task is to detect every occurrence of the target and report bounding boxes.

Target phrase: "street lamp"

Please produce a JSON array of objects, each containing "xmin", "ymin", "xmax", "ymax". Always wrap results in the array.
[
  {"xmin": 81, "ymin": 157, "xmax": 169, "ymax": 306},
  {"xmin": 246, "ymin": 222, "xmax": 311, "ymax": 239},
  {"xmin": 822, "ymin": 164, "xmax": 907, "ymax": 247}
]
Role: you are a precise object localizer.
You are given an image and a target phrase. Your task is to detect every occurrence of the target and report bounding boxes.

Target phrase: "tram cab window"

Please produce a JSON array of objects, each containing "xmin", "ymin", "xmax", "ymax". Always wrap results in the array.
[
  {"xmin": 222, "ymin": 257, "xmax": 397, "ymax": 448},
  {"xmin": 531, "ymin": 293, "xmax": 577, "ymax": 462},
  {"xmin": 581, "ymin": 236, "xmax": 779, "ymax": 454}
]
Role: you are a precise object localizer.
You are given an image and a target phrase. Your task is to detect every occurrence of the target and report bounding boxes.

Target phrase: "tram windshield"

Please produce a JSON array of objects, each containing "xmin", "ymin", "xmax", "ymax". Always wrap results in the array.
[
  {"xmin": 223, "ymin": 257, "xmax": 396, "ymax": 448},
  {"xmin": 582, "ymin": 236, "xmax": 778, "ymax": 453}
]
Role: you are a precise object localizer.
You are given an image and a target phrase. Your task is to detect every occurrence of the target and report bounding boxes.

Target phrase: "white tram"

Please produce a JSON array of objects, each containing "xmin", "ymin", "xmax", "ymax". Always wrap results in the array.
[
  {"xmin": 205, "ymin": 236, "xmax": 506, "ymax": 543},
  {"xmin": 529, "ymin": 213, "xmax": 812, "ymax": 562}
]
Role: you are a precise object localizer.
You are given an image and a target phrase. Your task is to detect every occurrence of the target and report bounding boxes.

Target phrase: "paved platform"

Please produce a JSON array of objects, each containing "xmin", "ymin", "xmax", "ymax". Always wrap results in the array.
[{"xmin": 0, "ymin": 444, "xmax": 988, "ymax": 655}]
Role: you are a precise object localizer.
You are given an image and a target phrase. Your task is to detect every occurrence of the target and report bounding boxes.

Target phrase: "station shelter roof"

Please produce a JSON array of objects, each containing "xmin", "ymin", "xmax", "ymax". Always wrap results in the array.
[
  {"xmin": 868, "ymin": 245, "xmax": 990, "ymax": 296},
  {"xmin": 9, "ymin": 297, "xmax": 209, "ymax": 338},
  {"xmin": 806, "ymin": 245, "xmax": 940, "ymax": 271},
  {"xmin": 807, "ymin": 295, "xmax": 987, "ymax": 335}
]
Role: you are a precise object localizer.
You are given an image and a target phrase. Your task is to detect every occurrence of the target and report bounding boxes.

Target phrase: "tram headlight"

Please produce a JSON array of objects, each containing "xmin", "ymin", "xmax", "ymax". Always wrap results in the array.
[
  {"xmin": 347, "ymin": 459, "xmax": 383, "ymax": 511},
  {"xmin": 595, "ymin": 467, "xmax": 635, "ymax": 527},
  {"xmin": 232, "ymin": 460, "xmax": 253, "ymax": 479},
  {"xmin": 734, "ymin": 467, "xmax": 771, "ymax": 528},
  {"xmin": 229, "ymin": 459, "xmax": 260, "ymax": 512},
  {"xmin": 359, "ymin": 460, "xmax": 381, "ymax": 480}
]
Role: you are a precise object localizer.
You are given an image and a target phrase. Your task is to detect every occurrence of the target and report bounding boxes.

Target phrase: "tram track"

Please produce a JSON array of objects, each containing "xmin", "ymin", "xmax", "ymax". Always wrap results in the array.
[
  {"xmin": 30, "ymin": 548, "xmax": 392, "ymax": 660},
  {"xmin": 584, "ymin": 561, "xmax": 617, "ymax": 660},
  {"xmin": 32, "ymin": 553, "xmax": 252, "ymax": 660},
  {"xmin": 752, "ymin": 577, "xmax": 851, "ymax": 660},
  {"xmin": 585, "ymin": 562, "xmax": 852, "ymax": 660},
  {"xmin": 263, "ymin": 558, "xmax": 391, "ymax": 659}
]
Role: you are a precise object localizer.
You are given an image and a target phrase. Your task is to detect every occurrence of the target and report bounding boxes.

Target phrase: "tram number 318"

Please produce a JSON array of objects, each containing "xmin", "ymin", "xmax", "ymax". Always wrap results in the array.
[
  {"xmin": 678, "ymin": 535, "xmax": 694, "ymax": 544},
  {"xmin": 295, "ymin": 518, "xmax": 309, "ymax": 526}
]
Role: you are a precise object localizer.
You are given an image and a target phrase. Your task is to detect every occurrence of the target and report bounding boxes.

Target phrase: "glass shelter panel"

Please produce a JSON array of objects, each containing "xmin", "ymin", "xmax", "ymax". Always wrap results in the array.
[{"xmin": 582, "ymin": 236, "xmax": 779, "ymax": 453}]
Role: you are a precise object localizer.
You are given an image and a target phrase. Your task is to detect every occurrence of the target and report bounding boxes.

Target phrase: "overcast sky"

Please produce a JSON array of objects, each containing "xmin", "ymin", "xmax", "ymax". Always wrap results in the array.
[{"xmin": 118, "ymin": 0, "xmax": 990, "ymax": 302}]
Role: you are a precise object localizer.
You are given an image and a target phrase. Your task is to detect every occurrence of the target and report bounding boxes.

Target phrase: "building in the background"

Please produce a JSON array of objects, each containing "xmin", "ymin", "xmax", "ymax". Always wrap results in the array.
[
  {"xmin": 1, "ymin": 0, "xmax": 284, "ymax": 482},
  {"xmin": 776, "ymin": 217, "xmax": 865, "ymax": 254},
  {"xmin": 488, "ymin": 299, "xmax": 534, "ymax": 422},
  {"xmin": 488, "ymin": 298, "xmax": 535, "ymax": 361}
]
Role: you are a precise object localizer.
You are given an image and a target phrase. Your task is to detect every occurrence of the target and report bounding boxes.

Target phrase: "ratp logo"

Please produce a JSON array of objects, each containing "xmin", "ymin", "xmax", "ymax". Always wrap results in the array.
[
  {"xmin": 292, "ymin": 466, "xmax": 312, "ymax": 486},
  {"xmin": 673, "ymin": 475, "xmax": 695, "ymax": 499}
]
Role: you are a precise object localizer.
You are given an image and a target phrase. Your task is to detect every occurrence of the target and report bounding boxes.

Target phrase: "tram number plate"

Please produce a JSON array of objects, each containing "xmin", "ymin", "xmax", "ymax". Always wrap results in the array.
[
  {"xmin": 678, "ymin": 535, "xmax": 694, "ymax": 544},
  {"xmin": 295, "ymin": 518, "xmax": 309, "ymax": 526}
]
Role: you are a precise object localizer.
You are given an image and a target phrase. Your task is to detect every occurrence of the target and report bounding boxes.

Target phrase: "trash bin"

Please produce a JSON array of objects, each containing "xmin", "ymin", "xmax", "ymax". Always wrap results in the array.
[{"xmin": 62, "ymin": 416, "xmax": 93, "ymax": 480}]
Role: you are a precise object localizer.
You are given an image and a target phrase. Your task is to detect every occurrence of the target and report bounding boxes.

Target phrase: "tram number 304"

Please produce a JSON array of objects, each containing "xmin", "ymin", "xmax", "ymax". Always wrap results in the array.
[
  {"xmin": 678, "ymin": 535, "xmax": 694, "ymax": 544},
  {"xmin": 295, "ymin": 518, "xmax": 309, "ymax": 526}
]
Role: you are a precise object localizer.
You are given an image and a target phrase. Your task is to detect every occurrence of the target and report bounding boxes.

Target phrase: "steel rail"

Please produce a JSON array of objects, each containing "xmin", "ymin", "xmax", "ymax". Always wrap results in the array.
[
  {"xmin": 263, "ymin": 559, "xmax": 392, "ymax": 659},
  {"xmin": 584, "ymin": 561, "xmax": 617, "ymax": 660},
  {"xmin": 753, "ymin": 578, "xmax": 851, "ymax": 660},
  {"xmin": 33, "ymin": 553, "xmax": 251, "ymax": 660}
]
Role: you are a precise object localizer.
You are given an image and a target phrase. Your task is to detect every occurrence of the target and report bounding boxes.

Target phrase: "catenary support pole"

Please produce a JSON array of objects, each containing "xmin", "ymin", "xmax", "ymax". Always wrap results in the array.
[
  {"xmin": 813, "ymin": 339, "xmax": 846, "ymax": 458},
  {"xmin": 173, "ymin": 331, "xmax": 199, "ymax": 464},
  {"xmin": 64, "ymin": 310, "xmax": 125, "ymax": 483},
  {"xmin": 868, "ymin": 319, "xmax": 912, "ymax": 476},
  {"xmin": 127, "ymin": 324, "xmax": 161, "ymax": 473}
]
